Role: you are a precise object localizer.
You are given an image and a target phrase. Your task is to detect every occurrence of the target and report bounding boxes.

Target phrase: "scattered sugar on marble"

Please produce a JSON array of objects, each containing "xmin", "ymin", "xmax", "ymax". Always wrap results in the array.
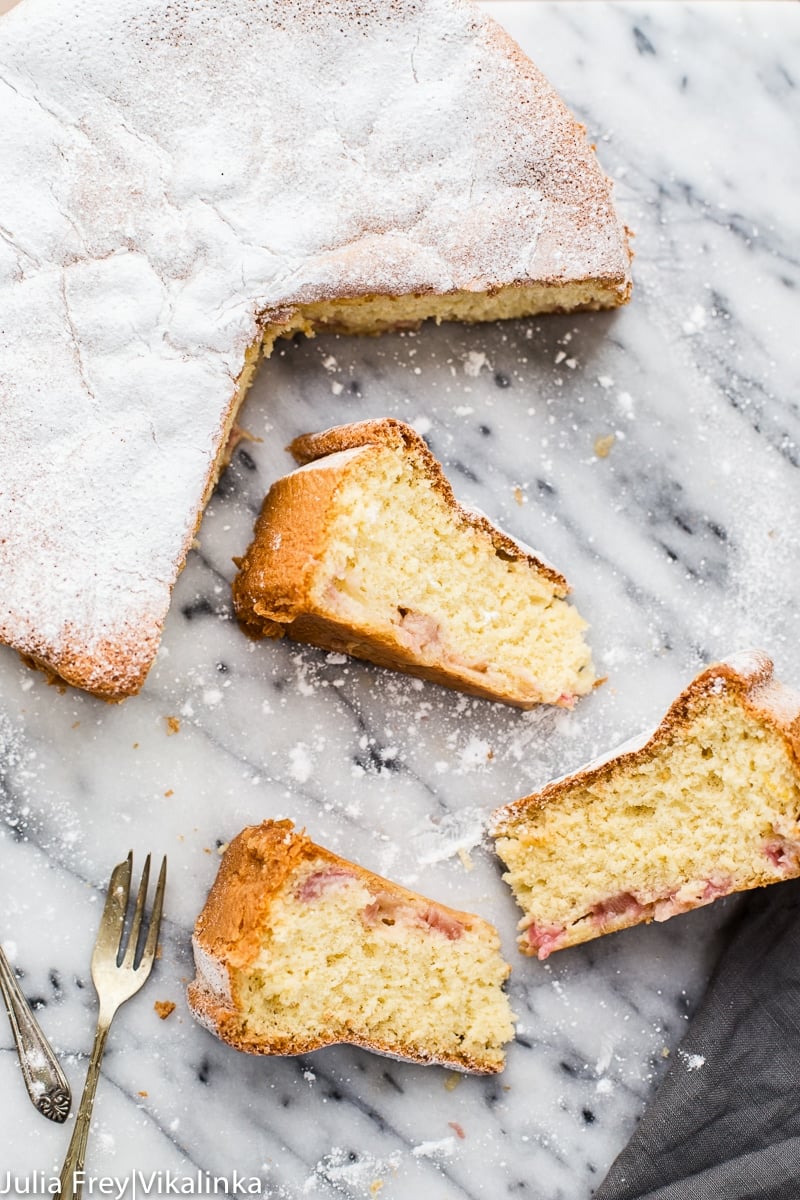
[
  {"xmin": 453, "ymin": 736, "xmax": 493, "ymax": 772},
  {"xmin": 463, "ymin": 351, "xmax": 491, "ymax": 378},
  {"xmin": 409, "ymin": 807, "xmax": 486, "ymax": 866},
  {"xmin": 682, "ymin": 305, "xmax": 707, "ymax": 334},
  {"xmin": 304, "ymin": 1149, "xmax": 402, "ymax": 1196},
  {"xmin": 411, "ymin": 1137, "xmax": 457, "ymax": 1159},
  {"xmin": 288, "ymin": 744, "xmax": 314, "ymax": 784}
]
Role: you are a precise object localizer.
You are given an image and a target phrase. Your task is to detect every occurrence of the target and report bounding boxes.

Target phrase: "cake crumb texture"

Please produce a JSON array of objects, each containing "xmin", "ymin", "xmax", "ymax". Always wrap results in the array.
[
  {"xmin": 188, "ymin": 819, "xmax": 515, "ymax": 1073},
  {"xmin": 493, "ymin": 651, "xmax": 800, "ymax": 957},
  {"xmin": 233, "ymin": 419, "xmax": 595, "ymax": 708}
]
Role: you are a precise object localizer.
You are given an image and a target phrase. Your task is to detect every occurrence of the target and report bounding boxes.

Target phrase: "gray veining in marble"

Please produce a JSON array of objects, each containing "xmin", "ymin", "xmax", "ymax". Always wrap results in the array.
[{"xmin": 1, "ymin": 2, "xmax": 799, "ymax": 1197}]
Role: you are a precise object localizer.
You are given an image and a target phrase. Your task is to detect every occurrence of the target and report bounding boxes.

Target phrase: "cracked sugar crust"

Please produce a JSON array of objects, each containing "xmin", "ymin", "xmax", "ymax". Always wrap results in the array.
[{"xmin": 0, "ymin": 0, "xmax": 632, "ymax": 697}]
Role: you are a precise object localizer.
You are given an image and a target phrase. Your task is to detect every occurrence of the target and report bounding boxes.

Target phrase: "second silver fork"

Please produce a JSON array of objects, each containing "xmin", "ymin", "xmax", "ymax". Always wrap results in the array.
[{"xmin": 58, "ymin": 853, "xmax": 167, "ymax": 1200}]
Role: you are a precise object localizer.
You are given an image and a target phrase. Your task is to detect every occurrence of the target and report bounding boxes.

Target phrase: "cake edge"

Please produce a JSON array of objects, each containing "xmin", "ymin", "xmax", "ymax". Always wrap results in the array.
[{"xmin": 9, "ymin": 285, "xmax": 630, "ymax": 702}]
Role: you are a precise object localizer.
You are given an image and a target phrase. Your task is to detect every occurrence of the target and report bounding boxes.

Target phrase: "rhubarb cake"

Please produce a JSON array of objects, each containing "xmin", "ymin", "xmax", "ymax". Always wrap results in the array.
[
  {"xmin": 187, "ymin": 820, "xmax": 515, "ymax": 1073},
  {"xmin": 492, "ymin": 652, "xmax": 800, "ymax": 958},
  {"xmin": 233, "ymin": 419, "xmax": 595, "ymax": 708},
  {"xmin": 0, "ymin": 0, "xmax": 631, "ymax": 698}
]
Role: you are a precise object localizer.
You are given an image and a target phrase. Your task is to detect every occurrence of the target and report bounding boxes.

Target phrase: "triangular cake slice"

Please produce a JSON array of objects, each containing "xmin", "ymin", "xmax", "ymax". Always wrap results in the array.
[
  {"xmin": 232, "ymin": 419, "xmax": 594, "ymax": 708},
  {"xmin": 492, "ymin": 652, "xmax": 800, "ymax": 958},
  {"xmin": 0, "ymin": 0, "xmax": 631, "ymax": 698},
  {"xmin": 187, "ymin": 820, "xmax": 515, "ymax": 1073}
]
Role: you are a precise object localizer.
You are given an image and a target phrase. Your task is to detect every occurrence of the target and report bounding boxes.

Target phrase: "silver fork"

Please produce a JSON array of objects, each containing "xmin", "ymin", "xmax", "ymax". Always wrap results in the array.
[
  {"xmin": 0, "ymin": 942, "xmax": 71, "ymax": 1121},
  {"xmin": 58, "ymin": 853, "xmax": 167, "ymax": 1200}
]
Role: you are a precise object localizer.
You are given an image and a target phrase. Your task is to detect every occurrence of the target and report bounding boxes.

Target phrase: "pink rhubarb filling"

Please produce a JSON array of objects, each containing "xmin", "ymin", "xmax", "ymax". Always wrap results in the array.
[
  {"xmin": 294, "ymin": 867, "xmax": 357, "ymax": 902},
  {"xmin": 362, "ymin": 892, "xmax": 465, "ymax": 940},
  {"xmin": 296, "ymin": 871, "xmax": 465, "ymax": 941},
  {"xmin": 764, "ymin": 838, "xmax": 800, "ymax": 874},
  {"xmin": 652, "ymin": 878, "xmax": 732, "ymax": 922},
  {"xmin": 527, "ymin": 877, "xmax": 738, "ymax": 960},
  {"xmin": 525, "ymin": 923, "xmax": 569, "ymax": 959},
  {"xmin": 395, "ymin": 609, "xmax": 444, "ymax": 657}
]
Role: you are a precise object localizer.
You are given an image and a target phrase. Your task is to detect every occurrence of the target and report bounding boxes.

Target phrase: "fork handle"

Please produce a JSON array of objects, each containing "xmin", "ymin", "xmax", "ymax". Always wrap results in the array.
[
  {"xmin": 0, "ymin": 945, "xmax": 71, "ymax": 1122},
  {"xmin": 58, "ymin": 1015, "xmax": 111, "ymax": 1200}
]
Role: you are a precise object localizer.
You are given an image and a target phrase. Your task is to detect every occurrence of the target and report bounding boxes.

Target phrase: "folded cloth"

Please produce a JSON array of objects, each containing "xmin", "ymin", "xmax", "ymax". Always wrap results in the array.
[{"xmin": 595, "ymin": 878, "xmax": 800, "ymax": 1200}]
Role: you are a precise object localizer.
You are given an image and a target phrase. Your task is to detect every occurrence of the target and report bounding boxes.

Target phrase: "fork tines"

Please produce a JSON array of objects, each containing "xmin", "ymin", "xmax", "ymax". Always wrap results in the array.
[{"xmin": 93, "ymin": 852, "xmax": 166, "ymax": 983}]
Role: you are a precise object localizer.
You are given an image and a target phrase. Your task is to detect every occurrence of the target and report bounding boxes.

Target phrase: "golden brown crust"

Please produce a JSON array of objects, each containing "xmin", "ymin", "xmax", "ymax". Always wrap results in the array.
[
  {"xmin": 231, "ymin": 451, "xmax": 350, "ymax": 639},
  {"xmin": 494, "ymin": 652, "xmax": 800, "ymax": 830},
  {"xmin": 192, "ymin": 820, "xmax": 310, "ymax": 970},
  {"xmin": 188, "ymin": 819, "xmax": 506, "ymax": 1073},
  {"xmin": 492, "ymin": 652, "xmax": 800, "ymax": 956},
  {"xmin": 231, "ymin": 418, "xmax": 578, "ymax": 708},
  {"xmin": 13, "ymin": 629, "xmax": 156, "ymax": 701},
  {"xmin": 231, "ymin": 417, "xmax": 587, "ymax": 705},
  {"xmin": 290, "ymin": 416, "xmax": 446, "ymax": 467},
  {"xmin": 273, "ymin": 611, "xmax": 549, "ymax": 708}
]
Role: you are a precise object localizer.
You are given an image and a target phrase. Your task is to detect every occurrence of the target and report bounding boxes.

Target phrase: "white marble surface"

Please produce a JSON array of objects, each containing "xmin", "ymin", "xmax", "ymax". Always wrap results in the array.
[{"xmin": 1, "ymin": 2, "xmax": 799, "ymax": 1196}]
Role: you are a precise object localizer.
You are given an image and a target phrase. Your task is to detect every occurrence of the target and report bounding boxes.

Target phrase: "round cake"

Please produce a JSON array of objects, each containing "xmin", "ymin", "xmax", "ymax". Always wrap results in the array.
[{"xmin": 0, "ymin": 0, "xmax": 632, "ymax": 697}]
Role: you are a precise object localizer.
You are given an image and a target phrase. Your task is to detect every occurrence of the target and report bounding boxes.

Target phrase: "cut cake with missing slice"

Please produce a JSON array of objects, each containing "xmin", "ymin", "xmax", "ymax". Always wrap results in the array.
[
  {"xmin": 492, "ymin": 651, "xmax": 800, "ymax": 958},
  {"xmin": 232, "ymin": 419, "xmax": 595, "ymax": 709},
  {"xmin": 0, "ymin": 0, "xmax": 631, "ymax": 699},
  {"xmin": 188, "ymin": 820, "xmax": 515, "ymax": 1073}
]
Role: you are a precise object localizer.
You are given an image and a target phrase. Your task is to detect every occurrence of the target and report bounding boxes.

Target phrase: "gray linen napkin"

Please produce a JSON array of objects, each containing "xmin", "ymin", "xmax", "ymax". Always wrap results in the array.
[{"xmin": 595, "ymin": 878, "xmax": 800, "ymax": 1200}]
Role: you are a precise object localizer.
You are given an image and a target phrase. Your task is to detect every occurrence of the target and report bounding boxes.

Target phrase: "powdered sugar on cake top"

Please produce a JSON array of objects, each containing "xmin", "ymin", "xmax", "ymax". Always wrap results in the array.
[{"xmin": 0, "ymin": 0, "xmax": 630, "ymax": 694}]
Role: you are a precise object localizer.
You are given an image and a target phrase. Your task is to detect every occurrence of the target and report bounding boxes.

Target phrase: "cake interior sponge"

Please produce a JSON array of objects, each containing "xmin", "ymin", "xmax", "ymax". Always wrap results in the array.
[
  {"xmin": 188, "ymin": 820, "xmax": 515, "ymax": 1073},
  {"xmin": 492, "ymin": 652, "xmax": 800, "ymax": 958},
  {"xmin": 232, "ymin": 419, "xmax": 594, "ymax": 709}
]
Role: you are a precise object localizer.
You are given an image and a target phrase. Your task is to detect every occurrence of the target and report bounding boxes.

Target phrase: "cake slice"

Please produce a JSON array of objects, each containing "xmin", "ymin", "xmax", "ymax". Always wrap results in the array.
[
  {"xmin": 0, "ymin": 0, "xmax": 631, "ymax": 698},
  {"xmin": 187, "ymin": 820, "xmax": 515, "ymax": 1073},
  {"xmin": 232, "ymin": 419, "xmax": 594, "ymax": 708},
  {"xmin": 492, "ymin": 652, "xmax": 800, "ymax": 958}
]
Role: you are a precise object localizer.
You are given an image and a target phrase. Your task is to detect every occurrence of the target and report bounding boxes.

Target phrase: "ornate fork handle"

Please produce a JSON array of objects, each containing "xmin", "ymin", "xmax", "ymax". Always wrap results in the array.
[
  {"xmin": 0, "ymin": 944, "xmax": 71, "ymax": 1122},
  {"xmin": 58, "ymin": 1013, "xmax": 111, "ymax": 1200}
]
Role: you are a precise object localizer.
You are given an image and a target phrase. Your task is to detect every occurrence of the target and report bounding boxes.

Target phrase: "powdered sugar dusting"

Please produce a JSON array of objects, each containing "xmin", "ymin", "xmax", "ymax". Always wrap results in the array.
[
  {"xmin": 303, "ymin": 1147, "xmax": 402, "ymax": 1196},
  {"xmin": 678, "ymin": 1049, "xmax": 706, "ymax": 1072},
  {"xmin": 463, "ymin": 350, "xmax": 491, "ymax": 377},
  {"xmin": 288, "ymin": 743, "xmax": 314, "ymax": 784},
  {"xmin": 0, "ymin": 0, "xmax": 630, "ymax": 695},
  {"xmin": 410, "ymin": 807, "xmax": 486, "ymax": 866},
  {"xmin": 411, "ymin": 1137, "xmax": 457, "ymax": 1158}
]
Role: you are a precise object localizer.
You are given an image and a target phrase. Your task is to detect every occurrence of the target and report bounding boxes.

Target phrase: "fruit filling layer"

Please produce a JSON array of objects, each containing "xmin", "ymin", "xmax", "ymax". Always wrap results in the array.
[{"xmin": 496, "ymin": 697, "xmax": 800, "ymax": 956}]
